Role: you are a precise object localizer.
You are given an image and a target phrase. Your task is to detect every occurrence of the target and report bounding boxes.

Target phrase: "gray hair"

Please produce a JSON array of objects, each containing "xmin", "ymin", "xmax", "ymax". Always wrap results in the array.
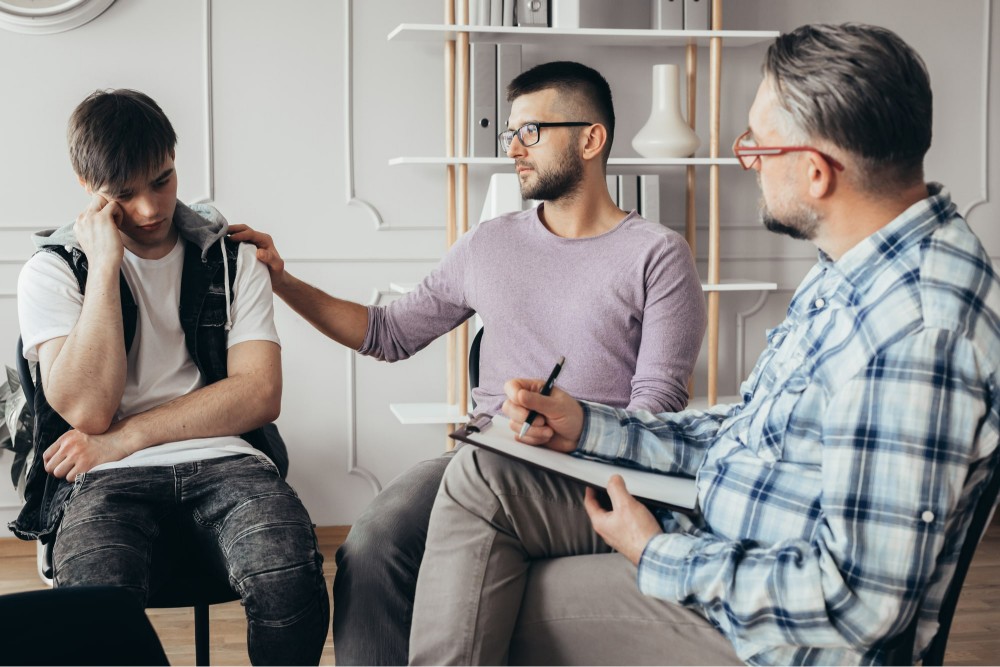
[{"xmin": 764, "ymin": 23, "xmax": 932, "ymax": 193}]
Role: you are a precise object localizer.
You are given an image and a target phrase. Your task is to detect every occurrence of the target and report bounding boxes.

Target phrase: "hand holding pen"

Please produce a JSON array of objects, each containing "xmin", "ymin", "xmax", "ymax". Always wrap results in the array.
[
  {"xmin": 503, "ymin": 373, "xmax": 583, "ymax": 454},
  {"xmin": 518, "ymin": 356, "xmax": 565, "ymax": 438}
]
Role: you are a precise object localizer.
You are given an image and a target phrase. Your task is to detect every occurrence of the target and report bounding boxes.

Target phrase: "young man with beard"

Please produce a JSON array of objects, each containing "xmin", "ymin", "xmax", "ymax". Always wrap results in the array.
[
  {"xmin": 409, "ymin": 24, "xmax": 1000, "ymax": 666},
  {"xmin": 13, "ymin": 89, "xmax": 329, "ymax": 665},
  {"xmin": 230, "ymin": 60, "xmax": 707, "ymax": 664}
]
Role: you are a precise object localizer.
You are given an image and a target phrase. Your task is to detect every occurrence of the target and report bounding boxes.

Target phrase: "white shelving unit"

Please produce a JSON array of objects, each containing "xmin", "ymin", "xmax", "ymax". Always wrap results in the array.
[
  {"xmin": 387, "ymin": 3, "xmax": 779, "ymax": 429},
  {"xmin": 390, "ymin": 156, "xmax": 742, "ymax": 173},
  {"xmin": 389, "ymin": 402, "xmax": 471, "ymax": 425},
  {"xmin": 388, "ymin": 23, "xmax": 777, "ymax": 48}
]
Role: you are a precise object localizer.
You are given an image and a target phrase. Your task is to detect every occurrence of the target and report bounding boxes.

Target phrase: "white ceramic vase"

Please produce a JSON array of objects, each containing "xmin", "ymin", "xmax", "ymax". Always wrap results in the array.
[{"xmin": 631, "ymin": 64, "xmax": 701, "ymax": 158}]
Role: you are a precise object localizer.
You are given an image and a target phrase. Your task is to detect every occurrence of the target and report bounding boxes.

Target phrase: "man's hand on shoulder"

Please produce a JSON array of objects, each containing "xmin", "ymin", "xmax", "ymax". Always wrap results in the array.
[
  {"xmin": 75, "ymin": 193, "xmax": 124, "ymax": 270},
  {"xmin": 42, "ymin": 426, "xmax": 131, "ymax": 480},
  {"xmin": 228, "ymin": 224, "xmax": 287, "ymax": 289}
]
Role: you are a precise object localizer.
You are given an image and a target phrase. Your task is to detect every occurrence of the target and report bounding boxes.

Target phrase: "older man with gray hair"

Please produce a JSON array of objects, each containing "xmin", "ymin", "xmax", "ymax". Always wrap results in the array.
[{"xmin": 408, "ymin": 23, "xmax": 1000, "ymax": 666}]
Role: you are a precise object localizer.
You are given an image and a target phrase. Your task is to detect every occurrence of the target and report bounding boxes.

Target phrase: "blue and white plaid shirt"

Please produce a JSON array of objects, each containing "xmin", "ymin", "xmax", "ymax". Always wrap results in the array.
[{"xmin": 577, "ymin": 184, "xmax": 1000, "ymax": 665}]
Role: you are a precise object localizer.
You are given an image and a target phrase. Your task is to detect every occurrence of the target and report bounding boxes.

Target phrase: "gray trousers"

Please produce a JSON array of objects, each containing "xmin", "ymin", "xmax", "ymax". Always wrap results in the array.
[
  {"xmin": 333, "ymin": 451, "xmax": 456, "ymax": 665},
  {"xmin": 409, "ymin": 446, "xmax": 742, "ymax": 666}
]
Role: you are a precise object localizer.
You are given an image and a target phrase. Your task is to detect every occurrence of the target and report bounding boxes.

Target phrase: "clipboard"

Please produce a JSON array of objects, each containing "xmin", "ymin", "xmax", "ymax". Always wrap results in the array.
[{"xmin": 451, "ymin": 415, "xmax": 697, "ymax": 515}]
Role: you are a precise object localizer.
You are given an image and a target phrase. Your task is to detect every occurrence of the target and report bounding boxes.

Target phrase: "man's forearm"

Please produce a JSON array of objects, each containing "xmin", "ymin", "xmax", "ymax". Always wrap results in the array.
[
  {"xmin": 111, "ymin": 370, "xmax": 281, "ymax": 456},
  {"xmin": 45, "ymin": 263, "xmax": 126, "ymax": 433},
  {"xmin": 273, "ymin": 271, "xmax": 369, "ymax": 349}
]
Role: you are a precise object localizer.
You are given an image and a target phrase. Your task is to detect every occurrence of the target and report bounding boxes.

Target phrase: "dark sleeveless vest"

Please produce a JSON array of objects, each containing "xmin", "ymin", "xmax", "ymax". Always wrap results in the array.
[{"xmin": 9, "ymin": 238, "xmax": 289, "ymax": 542}]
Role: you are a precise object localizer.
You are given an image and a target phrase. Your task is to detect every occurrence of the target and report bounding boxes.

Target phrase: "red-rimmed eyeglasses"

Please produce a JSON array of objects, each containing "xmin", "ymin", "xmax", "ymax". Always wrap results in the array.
[{"xmin": 732, "ymin": 129, "xmax": 845, "ymax": 172}]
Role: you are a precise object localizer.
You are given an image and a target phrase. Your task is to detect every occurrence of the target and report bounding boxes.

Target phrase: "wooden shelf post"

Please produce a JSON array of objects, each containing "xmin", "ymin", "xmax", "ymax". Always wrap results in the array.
[
  {"xmin": 706, "ymin": 0, "xmax": 723, "ymax": 405},
  {"xmin": 444, "ymin": 0, "xmax": 457, "ymax": 438},
  {"xmin": 443, "ymin": 0, "xmax": 471, "ymax": 445},
  {"xmin": 456, "ymin": 0, "xmax": 470, "ymax": 435},
  {"xmin": 685, "ymin": 42, "xmax": 697, "ymax": 397}
]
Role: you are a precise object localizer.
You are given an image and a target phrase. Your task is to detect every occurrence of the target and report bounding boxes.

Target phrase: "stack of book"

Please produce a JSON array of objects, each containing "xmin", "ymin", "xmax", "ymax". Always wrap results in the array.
[{"xmin": 467, "ymin": 1, "xmax": 712, "ymax": 31}]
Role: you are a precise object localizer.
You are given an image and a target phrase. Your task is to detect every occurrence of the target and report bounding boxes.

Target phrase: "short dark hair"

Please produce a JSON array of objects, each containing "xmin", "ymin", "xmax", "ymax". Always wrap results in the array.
[
  {"xmin": 507, "ymin": 61, "xmax": 615, "ymax": 164},
  {"xmin": 68, "ymin": 89, "xmax": 177, "ymax": 193},
  {"xmin": 764, "ymin": 23, "xmax": 932, "ymax": 192}
]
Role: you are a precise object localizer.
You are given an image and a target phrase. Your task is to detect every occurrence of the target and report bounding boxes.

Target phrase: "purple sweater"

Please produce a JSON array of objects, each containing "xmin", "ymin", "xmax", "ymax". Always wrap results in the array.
[{"xmin": 359, "ymin": 206, "xmax": 707, "ymax": 415}]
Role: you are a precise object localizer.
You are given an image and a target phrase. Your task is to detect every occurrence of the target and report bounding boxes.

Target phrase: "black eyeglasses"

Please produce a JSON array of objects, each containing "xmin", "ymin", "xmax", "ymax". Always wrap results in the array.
[{"xmin": 498, "ymin": 121, "xmax": 592, "ymax": 153}]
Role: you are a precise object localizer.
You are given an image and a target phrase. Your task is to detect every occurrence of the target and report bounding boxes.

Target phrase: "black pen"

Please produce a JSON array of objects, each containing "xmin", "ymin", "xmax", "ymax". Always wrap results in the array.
[{"xmin": 518, "ymin": 356, "xmax": 565, "ymax": 438}]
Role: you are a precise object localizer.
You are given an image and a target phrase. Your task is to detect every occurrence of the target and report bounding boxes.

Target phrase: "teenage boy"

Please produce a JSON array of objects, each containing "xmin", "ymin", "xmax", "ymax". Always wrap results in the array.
[{"xmin": 12, "ymin": 89, "xmax": 329, "ymax": 665}]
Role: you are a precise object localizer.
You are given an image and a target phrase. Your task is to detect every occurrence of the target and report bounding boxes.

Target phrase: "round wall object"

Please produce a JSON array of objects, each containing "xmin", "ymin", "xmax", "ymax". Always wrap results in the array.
[{"xmin": 0, "ymin": 0, "xmax": 116, "ymax": 35}]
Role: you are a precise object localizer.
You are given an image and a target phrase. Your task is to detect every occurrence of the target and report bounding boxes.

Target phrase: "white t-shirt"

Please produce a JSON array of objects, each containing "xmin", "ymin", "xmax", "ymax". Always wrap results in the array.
[{"xmin": 17, "ymin": 238, "xmax": 281, "ymax": 471}]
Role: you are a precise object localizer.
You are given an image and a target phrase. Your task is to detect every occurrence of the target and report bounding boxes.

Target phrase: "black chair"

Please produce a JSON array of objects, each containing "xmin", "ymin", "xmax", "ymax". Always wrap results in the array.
[
  {"xmin": 469, "ymin": 326, "xmax": 484, "ymax": 395},
  {"xmin": 16, "ymin": 336, "xmax": 239, "ymax": 666},
  {"xmin": 0, "ymin": 586, "xmax": 169, "ymax": 666},
  {"xmin": 884, "ymin": 449, "xmax": 1000, "ymax": 665}
]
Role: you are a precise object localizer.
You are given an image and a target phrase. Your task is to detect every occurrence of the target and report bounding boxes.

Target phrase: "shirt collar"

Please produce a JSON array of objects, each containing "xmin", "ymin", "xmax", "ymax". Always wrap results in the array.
[{"xmin": 810, "ymin": 183, "xmax": 955, "ymax": 309}]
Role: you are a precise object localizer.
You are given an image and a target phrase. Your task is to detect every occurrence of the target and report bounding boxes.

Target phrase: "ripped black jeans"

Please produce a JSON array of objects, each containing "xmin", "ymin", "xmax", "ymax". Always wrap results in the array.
[{"xmin": 52, "ymin": 455, "xmax": 329, "ymax": 665}]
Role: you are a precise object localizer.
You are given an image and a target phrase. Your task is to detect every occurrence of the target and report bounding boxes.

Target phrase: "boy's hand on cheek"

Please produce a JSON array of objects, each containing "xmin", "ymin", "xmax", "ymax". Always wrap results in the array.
[{"xmin": 75, "ymin": 193, "xmax": 124, "ymax": 269}]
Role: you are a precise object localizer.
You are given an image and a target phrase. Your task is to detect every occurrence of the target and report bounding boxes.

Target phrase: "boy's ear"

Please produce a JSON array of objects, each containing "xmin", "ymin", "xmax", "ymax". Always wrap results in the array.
[{"xmin": 77, "ymin": 175, "xmax": 91, "ymax": 194}]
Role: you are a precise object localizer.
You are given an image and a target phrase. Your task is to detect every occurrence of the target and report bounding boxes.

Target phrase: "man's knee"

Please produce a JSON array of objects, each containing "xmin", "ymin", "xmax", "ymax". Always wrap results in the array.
[
  {"xmin": 337, "ymin": 492, "xmax": 428, "ymax": 578},
  {"xmin": 442, "ymin": 445, "xmax": 516, "ymax": 499},
  {"xmin": 240, "ymin": 558, "xmax": 329, "ymax": 624},
  {"xmin": 337, "ymin": 455, "xmax": 452, "ymax": 573},
  {"xmin": 221, "ymin": 490, "xmax": 321, "ymax": 569}
]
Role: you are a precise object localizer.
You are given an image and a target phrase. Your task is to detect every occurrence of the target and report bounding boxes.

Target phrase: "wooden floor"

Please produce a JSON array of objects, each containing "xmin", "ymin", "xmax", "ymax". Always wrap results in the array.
[{"xmin": 1, "ymin": 522, "xmax": 998, "ymax": 665}]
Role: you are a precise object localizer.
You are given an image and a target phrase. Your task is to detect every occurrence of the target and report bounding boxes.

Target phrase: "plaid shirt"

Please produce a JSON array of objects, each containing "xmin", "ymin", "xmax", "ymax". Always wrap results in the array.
[{"xmin": 577, "ymin": 184, "xmax": 1000, "ymax": 665}]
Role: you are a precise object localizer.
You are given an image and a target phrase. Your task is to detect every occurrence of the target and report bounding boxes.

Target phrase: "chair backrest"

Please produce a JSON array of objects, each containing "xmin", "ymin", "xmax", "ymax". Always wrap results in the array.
[
  {"xmin": 469, "ymin": 326, "xmax": 484, "ymax": 392},
  {"xmin": 885, "ymin": 448, "xmax": 1000, "ymax": 665}
]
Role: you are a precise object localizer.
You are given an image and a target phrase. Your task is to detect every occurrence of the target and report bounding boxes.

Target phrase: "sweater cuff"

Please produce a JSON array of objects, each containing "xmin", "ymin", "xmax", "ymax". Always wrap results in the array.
[{"xmin": 355, "ymin": 305, "xmax": 377, "ymax": 354}]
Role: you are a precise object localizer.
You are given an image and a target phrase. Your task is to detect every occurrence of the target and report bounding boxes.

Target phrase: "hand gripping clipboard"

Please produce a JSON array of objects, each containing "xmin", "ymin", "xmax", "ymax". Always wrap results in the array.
[{"xmin": 451, "ymin": 415, "xmax": 698, "ymax": 515}]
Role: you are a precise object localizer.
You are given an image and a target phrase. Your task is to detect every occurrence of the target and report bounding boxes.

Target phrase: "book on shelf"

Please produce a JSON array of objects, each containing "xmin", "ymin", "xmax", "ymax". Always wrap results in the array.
[
  {"xmin": 452, "ymin": 415, "xmax": 697, "ymax": 513},
  {"xmin": 481, "ymin": 173, "xmax": 526, "ymax": 221},
  {"xmin": 501, "ymin": 0, "xmax": 515, "ymax": 26},
  {"xmin": 683, "ymin": 0, "xmax": 711, "ymax": 30},
  {"xmin": 470, "ymin": 42, "xmax": 498, "ymax": 157},
  {"xmin": 497, "ymin": 44, "xmax": 522, "ymax": 131},
  {"xmin": 605, "ymin": 174, "xmax": 618, "ymax": 203},
  {"xmin": 652, "ymin": 0, "xmax": 683, "ymax": 30},
  {"xmin": 550, "ymin": 0, "xmax": 654, "ymax": 29},
  {"xmin": 515, "ymin": 0, "xmax": 548, "ymax": 27},
  {"xmin": 474, "ymin": 0, "xmax": 491, "ymax": 25},
  {"xmin": 638, "ymin": 174, "xmax": 660, "ymax": 222},
  {"xmin": 618, "ymin": 175, "xmax": 639, "ymax": 213}
]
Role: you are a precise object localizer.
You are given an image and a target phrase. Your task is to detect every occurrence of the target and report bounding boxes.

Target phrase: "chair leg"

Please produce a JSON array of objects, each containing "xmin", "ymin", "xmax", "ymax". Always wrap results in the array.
[{"xmin": 195, "ymin": 603, "xmax": 210, "ymax": 666}]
